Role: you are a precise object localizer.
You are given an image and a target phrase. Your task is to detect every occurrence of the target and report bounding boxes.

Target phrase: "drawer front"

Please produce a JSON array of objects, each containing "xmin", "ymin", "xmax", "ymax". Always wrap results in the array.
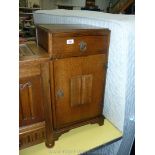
[
  {"xmin": 37, "ymin": 26, "xmax": 110, "ymax": 58},
  {"xmin": 51, "ymin": 35, "xmax": 109, "ymax": 58}
]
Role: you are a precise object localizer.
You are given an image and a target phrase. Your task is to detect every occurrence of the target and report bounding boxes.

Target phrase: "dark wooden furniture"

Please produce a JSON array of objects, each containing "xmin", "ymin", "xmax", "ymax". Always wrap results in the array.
[
  {"xmin": 81, "ymin": 0, "xmax": 100, "ymax": 11},
  {"xmin": 58, "ymin": 5, "xmax": 73, "ymax": 10},
  {"xmin": 36, "ymin": 24, "xmax": 110, "ymax": 147},
  {"xmin": 19, "ymin": 24, "xmax": 110, "ymax": 149},
  {"xmin": 19, "ymin": 7, "xmax": 41, "ymax": 42},
  {"xmin": 110, "ymin": 0, "xmax": 135, "ymax": 14},
  {"xmin": 86, "ymin": 0, "xmax": 95, "ymax": 7},
  {"xmin": 19, "ymin": 43, "xmax": 52, "ymax": 149}
]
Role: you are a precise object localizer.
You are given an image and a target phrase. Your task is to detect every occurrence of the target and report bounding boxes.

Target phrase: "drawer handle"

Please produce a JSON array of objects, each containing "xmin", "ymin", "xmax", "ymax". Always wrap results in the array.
[{"xmin": 79, "ymin": 41, "xmax": 87, "ymax": 52}]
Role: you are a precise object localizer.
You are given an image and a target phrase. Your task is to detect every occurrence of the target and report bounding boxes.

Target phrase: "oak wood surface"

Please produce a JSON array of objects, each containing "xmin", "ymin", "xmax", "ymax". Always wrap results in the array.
[
  {"xmin": 19, "ymin": 42, "xmax": 49, "ymax": 65},
  {"xmin": 19, "ymin": 73, "xmax": 44, "ymax": 127},
  {"xmin": 37, "ymin": 24, "xmax": 110, "ymax": 35},
  {"xmin": 37, "ymin": 24, "xmax": 110, "ymax": 58},
  {"xmin": 40, "ymin": 62, "xmax": 55, "ymax": 147},
  {"xmin": 19, "ymin": 122, "xmax": 45, "ymax": 149},
  {"xmin": 53, "ymin": 54, "xmax": 107, "ymax": 129}
]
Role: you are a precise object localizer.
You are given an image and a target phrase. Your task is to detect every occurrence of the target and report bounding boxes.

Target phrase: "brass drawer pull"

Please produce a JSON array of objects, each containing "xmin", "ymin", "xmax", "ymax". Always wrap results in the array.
[{"xmin": 79, "ymin": 41, "xmax": 87, "ymax": 52}]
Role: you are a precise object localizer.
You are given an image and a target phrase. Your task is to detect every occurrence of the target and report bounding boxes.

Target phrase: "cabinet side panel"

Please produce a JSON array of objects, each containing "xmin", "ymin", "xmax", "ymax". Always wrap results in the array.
[{"xmin": 37, "ymin": 27, "xmax": 49, "ymax": 52}]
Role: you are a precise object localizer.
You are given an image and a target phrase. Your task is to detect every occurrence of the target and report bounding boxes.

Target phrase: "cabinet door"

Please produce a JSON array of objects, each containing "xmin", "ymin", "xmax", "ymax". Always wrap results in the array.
[
  {"xmin": 19, "ymin": 64, "xmax": 45, "ymax": 127},
  {"xmin": 53, "ymin": 54, "xmax": 107, "ymax": 129}
]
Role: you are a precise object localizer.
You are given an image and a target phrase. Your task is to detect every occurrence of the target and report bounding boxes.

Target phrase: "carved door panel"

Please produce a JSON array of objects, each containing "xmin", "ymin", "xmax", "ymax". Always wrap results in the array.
[
  {"xmin": 53, "ymin": 54, "xmax": 107, "ymax": 129},
  {"xmin": 19, "ymin": 64, "xmax": 45, "ymax": 127}
]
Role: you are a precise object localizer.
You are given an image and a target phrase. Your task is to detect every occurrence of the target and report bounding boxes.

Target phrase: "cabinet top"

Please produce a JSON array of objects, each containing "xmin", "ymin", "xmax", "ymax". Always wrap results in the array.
[
  {"xmin": 19, "ymin": 41, "xmax": 49, "ymax": 64},
  {"xmin": 37, "ymin": 24, "xmax": 110, "ymax": 36}
]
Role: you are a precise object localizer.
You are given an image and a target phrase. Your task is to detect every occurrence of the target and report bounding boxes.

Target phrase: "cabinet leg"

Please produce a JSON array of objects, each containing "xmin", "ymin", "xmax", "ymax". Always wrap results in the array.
[
  {"xmin": 45, "ymin": 139, "xmax": 55, "ymax": 148},
  {"xmin": 98, "ymin": 115, "xmax": 104, "ymax": 126},
  {"xmin": 45, "ymin": 126, "xmax": 55, "ymax": 148},
  {"xmin": 98, "ymin": 120, "xmax": 104, "ymax": 126}
]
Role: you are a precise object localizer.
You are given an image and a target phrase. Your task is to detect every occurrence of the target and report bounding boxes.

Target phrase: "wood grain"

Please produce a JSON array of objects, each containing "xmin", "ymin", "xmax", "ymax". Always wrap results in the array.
[
  {"xmin": 40, "ymin": 62, "xmax": 54, "ymax": 147},
  {"xmin": 81, "ymin": 74, "xmax": 93, "ymax": 105},
  {"xmin": 53, "ymin": 54, "xmax": 107, "ymax": 129},
  {"xmin": 36, "ymin": 24, "xmax": 110, "ymax": 58},
  {"xmin": 19, "ymin": 47, "xmax": 51, "ymax": 149},
  {"xmin": 70, "ymin": 76, "xmax": 82, "ymax": 107},
  {"xmin": 19, "ymin": 74, "xmax": 44, "ymax": 127}
]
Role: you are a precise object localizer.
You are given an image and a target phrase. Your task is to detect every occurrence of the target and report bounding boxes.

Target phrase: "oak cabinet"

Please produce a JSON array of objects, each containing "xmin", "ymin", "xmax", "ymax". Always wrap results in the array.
[
  {"xmin": 19, "ymin": 44, "xmax": 51, "ymax": 149},
  {"xmin": 37, "ymin": 24, "xmax": 111, "ymax": 147}
]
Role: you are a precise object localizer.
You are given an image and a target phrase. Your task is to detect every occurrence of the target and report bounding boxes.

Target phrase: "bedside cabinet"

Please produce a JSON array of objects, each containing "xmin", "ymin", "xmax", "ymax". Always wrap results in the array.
[{"xmin": 36, "ymin": 24, "xmax": 111, "ymax": 147}]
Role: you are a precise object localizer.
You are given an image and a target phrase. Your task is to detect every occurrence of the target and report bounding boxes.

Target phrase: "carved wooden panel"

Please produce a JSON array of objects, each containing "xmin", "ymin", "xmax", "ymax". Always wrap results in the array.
[
  {"xmin": 19, "ymin": 75, "xmax": 44, "ymax": 127},
  {"xmin": 70, "ymin": 74, "xmax": 93, "ymax": 107},
  {"xmin": 19, "ymin": 122, "xmax": 45, "ymax": 149},
  {"xmin": 70, "ymin": 76, "xmax": 82, "ymax": 107},
  {"xmin": 19, "ymin": 81, "xmax": 34, "ymax": 121},
  {"xmin": 81, "ymin": 74, "xmax": 93, "ymax": 105},
  {"xmin": 19, "ymin": 62, "xmax": 52, "ymax": 149}
]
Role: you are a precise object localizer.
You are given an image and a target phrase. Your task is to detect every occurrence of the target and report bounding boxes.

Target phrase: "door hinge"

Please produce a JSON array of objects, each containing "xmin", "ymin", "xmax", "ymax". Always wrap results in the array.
[{"xmin": 105, "ymin": 64, "xmax": 108, "ymax": 69}]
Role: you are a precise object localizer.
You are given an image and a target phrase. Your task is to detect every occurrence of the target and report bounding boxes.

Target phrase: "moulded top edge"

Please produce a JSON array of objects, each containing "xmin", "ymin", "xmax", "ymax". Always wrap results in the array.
[{"xmin": 36, "ymin": 24, "xmax": 110, "ymax": 34}]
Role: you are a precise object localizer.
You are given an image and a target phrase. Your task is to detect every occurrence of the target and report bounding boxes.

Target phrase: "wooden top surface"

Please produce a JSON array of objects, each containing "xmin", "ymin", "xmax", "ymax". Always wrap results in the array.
[
  {"xmin": 19, "ymin": 41, "xmax": 49, "ymax": 64},
  {"xmin": 37, "ymin": 24, "xmax": 110, "ymax": 36}
]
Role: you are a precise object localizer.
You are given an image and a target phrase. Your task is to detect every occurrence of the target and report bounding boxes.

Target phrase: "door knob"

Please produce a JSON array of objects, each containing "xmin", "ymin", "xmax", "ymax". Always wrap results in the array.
[{"xmin": 56, "ymin": 89, "xmax": 64, "ymax": 99}]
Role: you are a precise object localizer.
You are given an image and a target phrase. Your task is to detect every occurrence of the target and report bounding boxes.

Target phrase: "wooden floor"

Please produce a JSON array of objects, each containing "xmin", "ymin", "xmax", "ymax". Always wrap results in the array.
[{"xmin": 19, "ymin": 119, "xmax": 122, "ymax": 155}]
